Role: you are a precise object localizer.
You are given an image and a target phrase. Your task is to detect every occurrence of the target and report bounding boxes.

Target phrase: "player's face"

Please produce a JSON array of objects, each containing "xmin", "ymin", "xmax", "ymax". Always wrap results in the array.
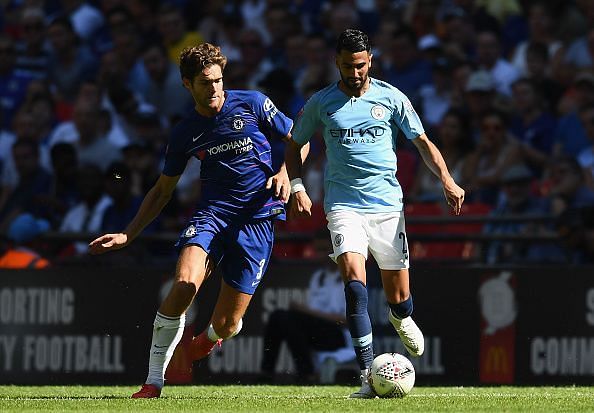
[
  {"xmin": 183, "ymin": 64, "xmax": 224, "ymax": 116},
  {"xmin": 336, "ymin": 50, "xmax": 372, "ymax": 93}
]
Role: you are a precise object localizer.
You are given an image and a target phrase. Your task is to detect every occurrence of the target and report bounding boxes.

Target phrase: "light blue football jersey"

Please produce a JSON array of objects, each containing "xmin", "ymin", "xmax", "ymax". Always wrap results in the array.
[{"xmin": 292, "ymin": 78, "xmax": 425, "ymax": 213}]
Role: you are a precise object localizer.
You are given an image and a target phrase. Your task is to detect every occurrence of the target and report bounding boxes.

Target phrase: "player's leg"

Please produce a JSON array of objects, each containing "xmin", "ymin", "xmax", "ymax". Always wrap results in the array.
[
  {"xmin": 189, "ymin": 280, "xmax": 251, "ymax": 360},
  {"xmin": 368, "ymin": 212, "xmax": 424, "ymax": 357},
  {"xmin": 189, "ymin": 218, "xmax": 273, "ymax": 360},
  {"xmin": 337, "ymin": 252, "xmax": 376, "ymax": 398},
  {"xmin": 327, "ymin": 210, "xmax": 375, "ymax": 398},
  {"xmin": 133, "ymin": 245, "xmax": 215, "ymax": 398},
  {"xmin": 380, "ymin": 268, "xmax": 424, "ymax": 356}
]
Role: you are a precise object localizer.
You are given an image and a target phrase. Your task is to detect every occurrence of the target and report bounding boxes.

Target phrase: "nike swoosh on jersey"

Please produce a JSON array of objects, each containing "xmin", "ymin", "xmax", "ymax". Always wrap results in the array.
[{"xmin": 193, "ymin": 132, "xmax": 205, "ymax": 142}]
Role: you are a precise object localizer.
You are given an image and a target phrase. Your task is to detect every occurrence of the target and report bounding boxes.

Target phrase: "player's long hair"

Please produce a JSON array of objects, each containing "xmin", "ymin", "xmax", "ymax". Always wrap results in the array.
[
  {"xmin": 336, "ymin": 29, "xmax": 370, "ymax": 54},
  {"xmin": 179, "ymin": 43, "xmax": 228, "ymax": 82}
]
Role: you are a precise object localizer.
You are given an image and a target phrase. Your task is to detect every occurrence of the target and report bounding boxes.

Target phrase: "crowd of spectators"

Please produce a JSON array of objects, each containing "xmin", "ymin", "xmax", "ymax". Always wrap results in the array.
[{"xmin": 1, "ymin": 0, "xmax": 594, "ymax": 265}]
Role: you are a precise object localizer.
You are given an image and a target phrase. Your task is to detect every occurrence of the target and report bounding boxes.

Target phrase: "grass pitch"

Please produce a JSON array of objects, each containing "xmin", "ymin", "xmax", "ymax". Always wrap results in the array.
[{"xmin": 1, "ymin": 385, "xmax": 593, "ymax": 412}]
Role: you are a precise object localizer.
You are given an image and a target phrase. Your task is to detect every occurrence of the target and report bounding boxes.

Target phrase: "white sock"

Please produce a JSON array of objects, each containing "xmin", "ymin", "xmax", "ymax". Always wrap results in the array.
[{"xmin": 145, "ymin": 312, "xmax": 186, "ymax": 389}]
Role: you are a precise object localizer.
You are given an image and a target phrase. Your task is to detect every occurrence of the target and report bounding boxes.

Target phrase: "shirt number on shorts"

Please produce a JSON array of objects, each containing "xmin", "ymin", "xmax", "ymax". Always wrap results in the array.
[
  {"xmin": 255, "ymin": 259, "xmax": 266, "ymax": 281},
  {"xmin": 399, "ymin": 232, "xmax": 408, "ymax": 255}
]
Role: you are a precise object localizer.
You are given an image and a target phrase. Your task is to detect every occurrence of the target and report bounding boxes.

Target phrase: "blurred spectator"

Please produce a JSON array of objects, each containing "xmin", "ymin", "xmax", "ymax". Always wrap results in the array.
[
  {"xmin": 577, "ymin": 103, "xmax": 594, "ymax": 188},
  {"xmin": 40, "ymin": 142, "xmax": 81, "ymax": 228},
  {"xmin": 48, "ymin": 97, "xmax": 123, "ymax": 170},
  {"xmin": 524, "ymin": 42, "xmax": 563, "ymax": 111},
  {"xmin": 410, "ymin": 109, "xmax": 472, "ymax": 203},
  {"xmin": 0, "ymin": 213, "xmax": 50, "ymax": 269},
  {"xmin": 545, "ymin": 155, "xmax": 594, "ymax": 217},
  {"xmin": 563, "ymin": 26, "xmax": 594, "ymax": 72},
  {"xmin": 106, "ymin": 82, "xmax": 156, "ymax": 144},
  {"xmin": 554, "ymin": 73, "xmax": 594, "ymax": 157},
  {"xmin": 555, "ymin": 205, "xmax": 594, "ymax": 264},
  {"xmin": 0, "ymin": 138, "xmax": 52, "ymax": 231},
  {"xmin": 46, "ymin": 16, "xmax": 97, "ymax": 103},
  {"xmin": 483, "ymin": 164, "xmax": 549, "ymax": 264},
  {"xmin": 57, "ymin": 0, "xmax": 104, "ymax": 41},
  {"xmin": 418, "ymin": 56, "xmax": 453, "ymax": 129},
  {"xmin": 157, "ymin": 3, "xmax": 204, "ymax": 64},
  {"xmin": 102, "ymin": 161, "xmax": 158, "ymax": 233},
  {"xmin": 59, "ymin": 163, "xmax": 112, "ymax": 254},
  {"xmin": 139, "ymin": 41, "xmax": 193, "ymax": 122},
  {"xmin": 283, "ymin": 32, "xmax": 307, "ymax": 86},
  {"xmin": 0, "ymin": 35, "xmax": 33, "ymax": 129},
  {"xmin": 108, "ymin": 15, "xmax": 150, "ymax": 96},
  {"xmin": 510, "ymin": 2, "xmax": 562, "ymax": 77},
  {"xmin": 14, "ymin": 7, "xmax": 50, "ymax": 80},
  {"xmin": 295, "ymin": 33, "xmax": 337, "ymax": 98},
  {"xmin": 385, "ymin": 27, "xmax": 432, "ymax": 103},
  {"xmin": 475, "ymin": 30, "xmax": 520, "ymax": 96},
  {"xmin": 509, "ymin": 78, "xmax": 557, "ymax": 176},
  {"xmin": 463, "ymin": 70, "xmax": 501, "ymax": 137},
  {"xmin": 462, "ymin": 110, "xmax": 522, "ymax": 205},
  {"xmin": 261, "ymin": 232, "xmax": 353, "ymax": 383},
  {"xmin": 438, "ymin": 6, "xmax": 476, "ymax": 62},
  {"xmin": 263, "ymin": 5, "xmax": 297, "ymax": 67},
  {"xmin": 238, "ymin": 28, "xmax": 274, "ymax": 90},
  {"xmin": 197, "ymin": 5, "xmax": 243, "ymax": 63}
]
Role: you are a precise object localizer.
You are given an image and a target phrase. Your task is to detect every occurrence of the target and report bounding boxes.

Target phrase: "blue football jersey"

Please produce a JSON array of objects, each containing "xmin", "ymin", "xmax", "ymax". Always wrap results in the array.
[
  {"xmin": 163, "ymin": 90, "xmax": 293, "ymax": 220},
  {"xmin": 292, "ymin": 78, "xmax": 425, "ymax": 213}
]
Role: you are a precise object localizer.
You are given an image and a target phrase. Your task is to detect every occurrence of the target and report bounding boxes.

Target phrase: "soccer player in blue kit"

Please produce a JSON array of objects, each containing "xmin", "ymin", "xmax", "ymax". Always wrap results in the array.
[
  {"xmin": 89, "ymin": 43, "xmax": 303, "ymax": 398},
  {"xmin": 285, "ymin": 29, "xmax": 465, "ymax": 398}
]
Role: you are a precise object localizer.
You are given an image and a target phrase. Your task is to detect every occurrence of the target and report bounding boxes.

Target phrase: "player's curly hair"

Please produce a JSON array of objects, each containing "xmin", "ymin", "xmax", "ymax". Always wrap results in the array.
[
  {"xmin": 336, "ymin": 29, "xmax": 370, "ymax": 54},
  {"xmin": 179, "ymin": 43, "xmax": 227, "ymax": 82}
]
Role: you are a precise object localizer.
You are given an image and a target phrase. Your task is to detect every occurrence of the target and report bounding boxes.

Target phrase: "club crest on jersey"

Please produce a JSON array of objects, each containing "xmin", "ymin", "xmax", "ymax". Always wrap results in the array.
[
  {"xmin": 232, "ymin": 116, "xmax": 245, "ymax": 130},
  {"xmin": 183, "ymin": 225, "xmax": 197, "ymax": 238},
  {"xmin": 334, "ymin": 233, "xmax": 344, "ymax": 247},
  {"xmin": 371, "ymin": 105, "xmax": 386, "ymax": 120}
]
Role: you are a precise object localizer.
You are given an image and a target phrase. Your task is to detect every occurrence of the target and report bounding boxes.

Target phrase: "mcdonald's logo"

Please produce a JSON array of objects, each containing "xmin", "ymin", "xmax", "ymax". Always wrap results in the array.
[{"xmin": 484, "ymin": 346, "xmax": 509, "ymax": 375}]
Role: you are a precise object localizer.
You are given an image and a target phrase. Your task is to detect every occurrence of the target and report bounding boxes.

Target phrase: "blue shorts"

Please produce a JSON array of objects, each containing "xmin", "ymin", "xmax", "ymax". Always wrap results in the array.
[{"xmin": 175, "ymin": 212, "xmax": 274, "ymax": 295}]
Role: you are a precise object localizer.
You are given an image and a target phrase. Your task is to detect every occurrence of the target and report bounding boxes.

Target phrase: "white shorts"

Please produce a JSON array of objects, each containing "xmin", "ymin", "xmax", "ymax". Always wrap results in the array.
[{"xmin": 326, "ymin": 210, "xmax": 410, "ymax": 270}]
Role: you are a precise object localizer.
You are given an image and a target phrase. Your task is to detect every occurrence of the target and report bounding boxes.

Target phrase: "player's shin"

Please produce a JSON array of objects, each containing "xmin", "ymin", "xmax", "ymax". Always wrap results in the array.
[
  {"xmin": 145, "ymin": 312, "xmax": 186, "ymax": 389},
  {"xmin": 344, "ymin": 280, "xmax": 374, "ymax": 371}
]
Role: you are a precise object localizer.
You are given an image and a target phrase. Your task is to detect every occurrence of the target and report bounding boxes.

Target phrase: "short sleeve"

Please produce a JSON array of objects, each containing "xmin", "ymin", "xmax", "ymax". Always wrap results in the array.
[
  {"xmin": 291, "ymin": 93, "xmax": 321, "ymax": 146},
  {"xmin": 391, "ymin": 91, "xmax": 425, "ymax": 141},
  {"xmin": 252, "ymin": 92, "xmax": 293, "ymax": 139},
  {"xmin": 162, "ymin": 126, "xmax": 190, "ymax": 176}
]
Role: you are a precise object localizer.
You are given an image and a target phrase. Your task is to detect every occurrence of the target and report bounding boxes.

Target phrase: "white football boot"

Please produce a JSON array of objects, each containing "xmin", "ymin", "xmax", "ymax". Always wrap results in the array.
[
  {"xmin": 349, "ymin": 373, "xmax": 377, "ymax": 399},
  {"xmin": 388, "ymin": 310, "xmax": 425, "ymax": 357}
]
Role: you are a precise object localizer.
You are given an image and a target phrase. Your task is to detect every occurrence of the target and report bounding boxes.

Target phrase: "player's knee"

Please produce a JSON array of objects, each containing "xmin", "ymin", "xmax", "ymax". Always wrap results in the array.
[
  {"xmin": 345, "ymin": 280, "xmax": 368, "ymax": 313},
  {"xmin": 170, "ymin": 280, "xmax": 198, "ymax": 300},
  {"xmin": 213, "ymin": 317, "xmax": 243, "ymax": 339}
]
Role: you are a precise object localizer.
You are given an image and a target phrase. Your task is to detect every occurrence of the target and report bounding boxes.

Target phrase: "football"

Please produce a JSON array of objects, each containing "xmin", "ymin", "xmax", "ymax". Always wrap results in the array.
[{"xmin": 368, "ymin": 352, "xmax": 415, "ymax": 398}]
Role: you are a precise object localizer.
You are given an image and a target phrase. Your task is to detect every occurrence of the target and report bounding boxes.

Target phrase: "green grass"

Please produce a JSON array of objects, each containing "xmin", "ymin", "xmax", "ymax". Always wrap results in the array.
[{"xmin": 1, "ymin": 386, "xmax": 593, "ymax": 412}]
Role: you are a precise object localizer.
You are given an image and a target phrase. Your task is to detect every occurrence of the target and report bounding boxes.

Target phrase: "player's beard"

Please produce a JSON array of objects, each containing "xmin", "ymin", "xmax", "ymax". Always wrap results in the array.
[{"xmin": 341, "ymin": 72, "xmax": 368, "ymax": 94}]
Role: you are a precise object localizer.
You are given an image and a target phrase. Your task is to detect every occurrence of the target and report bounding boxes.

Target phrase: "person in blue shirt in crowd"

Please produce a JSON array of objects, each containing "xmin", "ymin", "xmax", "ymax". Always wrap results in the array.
[
  {"xmin": 284, "ymin": 29, "xmax": 465, "ymax": 398},
  {"xmin": 89, "ymin": 42, "xmax": 305, "ymax": 399}
]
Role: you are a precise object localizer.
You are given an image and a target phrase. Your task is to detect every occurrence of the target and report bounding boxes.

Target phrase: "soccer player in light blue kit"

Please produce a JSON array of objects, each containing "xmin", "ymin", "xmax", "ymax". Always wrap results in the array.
[
  {"xmin": 285, "ymin": 29, "xmax": 465, "ymax": 398},
  {"xmin": 89, "ymin": 43, "xmax": 304, "ymax": 398}
]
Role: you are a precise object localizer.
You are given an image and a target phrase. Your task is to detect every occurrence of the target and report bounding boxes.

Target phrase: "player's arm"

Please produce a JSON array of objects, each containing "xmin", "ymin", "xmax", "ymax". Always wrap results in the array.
[
  {"xmin": 89, "ymin": 174, "xmax": 180, "ymax": 254},
  {"xmin": 266, "ymin": 132, "xmax": 310, "ymax": 203},
  {"xmin": 412, "ymin": 133, "xmax": 465, "ymax": 215},
  {"xmin": 285, "ymin": 133, "xmax": 313, "ymax": 218}
]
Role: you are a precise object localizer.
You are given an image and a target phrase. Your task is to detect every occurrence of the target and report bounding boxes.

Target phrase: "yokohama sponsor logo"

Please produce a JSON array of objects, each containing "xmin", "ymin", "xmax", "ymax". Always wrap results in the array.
[{"xmin": 207, "ymin": 137, "xmax": 253, "ymax": 155}]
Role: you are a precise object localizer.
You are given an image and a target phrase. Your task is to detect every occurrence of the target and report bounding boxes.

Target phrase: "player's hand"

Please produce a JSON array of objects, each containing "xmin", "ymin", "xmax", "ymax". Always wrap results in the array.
[
  {"xmin": 288, "ymin": 191, "xmax": 312, "ymax": 219},
  {"xmin": 266, "ymin": 172, "xmax": 290, "ymax": 203},
  {"xmin": 443, "ymin": 178, "xmax": 465, "ymax": 215},
  {"xmin": 88, "ymin": 233, "xmax": 129, "ymax": 255}
]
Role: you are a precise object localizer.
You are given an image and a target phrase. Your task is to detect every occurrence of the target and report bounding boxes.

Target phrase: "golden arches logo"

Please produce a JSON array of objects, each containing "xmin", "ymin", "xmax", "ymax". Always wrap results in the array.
[{"xmin": 484, "ymin": 346, "xmax": 509, "ymax": 375}]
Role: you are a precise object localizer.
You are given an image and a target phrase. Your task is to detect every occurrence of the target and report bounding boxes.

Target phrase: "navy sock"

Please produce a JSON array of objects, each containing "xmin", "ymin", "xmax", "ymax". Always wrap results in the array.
[
  {"xmin": 389, "ymin": 295, "xmax": 413, "ymax": 319},
  {"xmin": 344, "ymin": 280, "xmax": 374, "ymax": 370}
]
